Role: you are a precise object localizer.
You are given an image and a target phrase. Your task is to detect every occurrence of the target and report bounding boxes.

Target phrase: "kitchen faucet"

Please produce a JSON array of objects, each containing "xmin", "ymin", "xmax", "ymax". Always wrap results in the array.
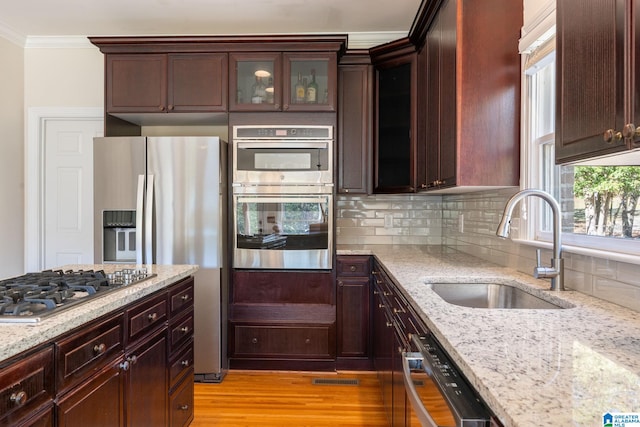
[{"xmin": 496, "ymin": 189, "xmax": 565, "ymax": 291}]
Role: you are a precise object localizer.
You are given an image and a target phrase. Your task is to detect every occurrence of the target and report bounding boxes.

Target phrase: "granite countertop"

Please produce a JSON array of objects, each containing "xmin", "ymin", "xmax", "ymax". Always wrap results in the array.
[
  {"xmin": 338, "ymin": 245, "xmax": 640, "ymax": 427},
  {"xmin": 0, "ymin": 263, "xmax": 198, "ymax": 364}
]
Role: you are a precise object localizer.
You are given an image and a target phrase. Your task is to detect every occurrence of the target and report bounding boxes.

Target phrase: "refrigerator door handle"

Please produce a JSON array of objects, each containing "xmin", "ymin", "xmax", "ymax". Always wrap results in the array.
[
  {"xmin": 135, "ymin": 175, "xmax": 145, "ymax": 265},
  {"xmin": 144, "ymin": 174, "xmax": 155, "ymax": 264}
]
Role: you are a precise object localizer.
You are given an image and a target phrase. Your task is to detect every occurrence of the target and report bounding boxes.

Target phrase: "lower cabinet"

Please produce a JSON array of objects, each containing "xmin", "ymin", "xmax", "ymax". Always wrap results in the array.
[
  {"xmin": 1, "ymin": 275, "xmax": 195, "ymax": 427},
  {"xmin": 228, "ymin": 270, "xmax": 336, "ymax": 371}
]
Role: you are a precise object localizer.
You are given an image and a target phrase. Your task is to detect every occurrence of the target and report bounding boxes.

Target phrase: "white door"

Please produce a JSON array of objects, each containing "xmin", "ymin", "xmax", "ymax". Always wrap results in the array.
[{"xmin": 44, "ymin": 119, "xmax": 103, "ymax": 269}]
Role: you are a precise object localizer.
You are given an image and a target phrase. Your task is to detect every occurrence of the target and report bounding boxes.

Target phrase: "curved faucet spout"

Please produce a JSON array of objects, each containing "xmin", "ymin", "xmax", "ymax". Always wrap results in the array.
[{"xmin": 496, "ymin": 189, "xmax": 565, "ymax": 291}]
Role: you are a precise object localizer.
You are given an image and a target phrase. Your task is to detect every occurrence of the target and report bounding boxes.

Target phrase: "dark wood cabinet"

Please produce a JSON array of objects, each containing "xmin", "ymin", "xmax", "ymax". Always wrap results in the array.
[
  {"xmin": 2, "ymin": 275, "xmax": 195, "ymax": 427},
  {"xmin": 336, "ymin": 256, "xmax": 372, "ymax": 369},
  {"xmin": 556, "ymin": 0, "xmax": 640, "ymax": 163},
  {"xmin": 229, "ymin": 52, "xmax": 338, "ymax": 112},
  {"xmin": 417, "ymin": 0, "xmax": 521, "ymax": 191},
  {"xmin": 124, "ymin": 329, "xmax": 167, "ymax": 427},
  {"xmin": 106, "ymin": 53, "xmax": 228, "ymax": 114},
  {"xmin": 338, "ymin": 51, "xmax": 373, "ymax": 195},
  {"xmin": 0, "ymin": 347, "xmax": 54, "ymax": 427},
  {"xmin": 371, "ymin": 39, "xmax": 418, "ymax": 193},
  {"xmin": 228, "ymin": 270, "xmax": 336, "ymax": 370}
]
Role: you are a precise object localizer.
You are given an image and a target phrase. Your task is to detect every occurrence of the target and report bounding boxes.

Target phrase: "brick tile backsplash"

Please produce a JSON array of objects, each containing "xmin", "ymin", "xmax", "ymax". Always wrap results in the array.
[{"xmin": 336, "ymin": 188, "xmax": 640, "ymax": 311}]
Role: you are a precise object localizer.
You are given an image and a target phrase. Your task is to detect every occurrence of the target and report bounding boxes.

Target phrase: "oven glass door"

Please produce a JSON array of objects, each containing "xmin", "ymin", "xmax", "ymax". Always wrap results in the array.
[
  {"xmin": 233, "ymin": 194, "xmax": 332, "ymax": 269},
  {"xmin": 233, "ymin": 141, "xmax": 332, "ymax": 185}
]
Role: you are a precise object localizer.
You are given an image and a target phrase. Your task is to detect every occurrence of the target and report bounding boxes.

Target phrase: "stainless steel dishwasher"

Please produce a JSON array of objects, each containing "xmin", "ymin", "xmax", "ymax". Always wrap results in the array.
[{"xmin": 402, "ymin": 333, "xmax": 499, "ymax": 427}]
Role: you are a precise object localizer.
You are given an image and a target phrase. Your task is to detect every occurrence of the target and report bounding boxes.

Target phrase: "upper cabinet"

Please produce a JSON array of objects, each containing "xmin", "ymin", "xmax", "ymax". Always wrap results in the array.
[
  {"xmin": 230, "ymin": 52, "xmax": 337, "ymax": 112},
  {"xmin": 370, "ymin": 39, "xmax": 417, "ymax": 193},
  {"xmin": 338, "ymin": 51, "xmax": 373, "ymax": 195},
  {"xmin": 556, "ymin": 0, "xmax": 640, "ymax": 163},
  {"xmin": 414, "ymin": 0, "xmax": 522, "ymax": 191},
  {"xmin": 90, "ymin": 36, "xmax": 347, "ymax": 135},
  {"xmin": 106, "ymin": 53, "xmax": 228, "ymax": 114}
]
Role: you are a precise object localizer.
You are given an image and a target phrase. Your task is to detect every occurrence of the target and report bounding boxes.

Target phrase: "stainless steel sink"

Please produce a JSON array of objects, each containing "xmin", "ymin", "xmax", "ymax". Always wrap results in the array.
[{"xmin": 427, "ymin": 283, "xmax": 566, "ymax": 309}]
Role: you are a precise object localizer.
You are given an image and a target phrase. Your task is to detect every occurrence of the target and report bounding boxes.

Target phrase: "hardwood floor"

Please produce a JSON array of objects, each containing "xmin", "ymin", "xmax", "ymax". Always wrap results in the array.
[{"xmin": 192, "ymin": 370, "xmax": 389, "ymax": 426}]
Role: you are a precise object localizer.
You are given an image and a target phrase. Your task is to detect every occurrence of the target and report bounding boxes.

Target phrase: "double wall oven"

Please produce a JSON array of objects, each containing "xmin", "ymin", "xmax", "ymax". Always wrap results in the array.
[{"xmin": 232, "ymin": 125, "xmax": 333, "ymax": 270}]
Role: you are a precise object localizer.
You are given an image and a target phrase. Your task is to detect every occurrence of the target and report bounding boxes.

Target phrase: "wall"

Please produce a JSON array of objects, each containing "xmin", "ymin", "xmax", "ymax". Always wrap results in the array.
[{"xmin": 0, "ymin": 37, "xmax": 25, "ymax": 277}]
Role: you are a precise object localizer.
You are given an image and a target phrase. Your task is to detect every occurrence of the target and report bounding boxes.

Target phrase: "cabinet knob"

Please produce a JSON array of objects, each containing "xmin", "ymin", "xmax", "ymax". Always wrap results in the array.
[
  {"xmin": 127, "ymin": 355, "xmax": 138, "ymax": 365},
  {"xmin": 275, "ymin": 103, "xmax": 281, "ymax": 110},
  {"xmin": 344, "ymin": 189, "xmax": 350, "ymax": 193},
  {"xmin": 181, "ymin": 360, "xmax": 190, "ymax": 367},
  {"xmin": 181, "ymin": 294, "xmax": 190, "ymax": 301},
  {"xmin": 93, "ymin": 343, "xmax": 107, "ymax": 355},
  {"xmin": 305, "ymin": 338, "xmax": 311, "ymax": 344},
  {"xmin": 386, "ymin": 321, "xmax": 393, "ymax": 328},
  {"xmin": 623, "ymin": 123, "xmax": 640, "ymax": 140},
  {"xmin": 181, "ymin": 326, "xmax": 190, "ymax": 334},
  {"xmin": 120, "ymin": 360, "xmax": 130, "ymax": 371},
  {"xmin": 282, "ymin": 104, "xmax": 288, "ymax": 110},
  {"xmin": 603, "ymin": 128, "xmax": 623, "ymax": 143},
  {"xmin": 420, "ymin": 183, "xmax": 428, "ymax": 189},
  {"xmin": 180, "ymin": 404, "xmax": 189, "ymax": 411},
  {"xmin": 147, "ymin": 312, "xmax": 157, "ymax": 322},
  {"xmin": 158, "ymin": 105, "xmax": 166, "ymax": 112},
  {"xmin": 251, "ymin": 337, "xmax": 258, "ymax": 344},
  {"xmin": 349, "ymin": 265, "xmax": 357, "ymax": 272},
  {"xmin": 167, "ymin": 104, "xmax": 174, "ymax": 111},
  {"xmin": 10, "ymin": 391, "xmax": 27, "ymax": 406}
]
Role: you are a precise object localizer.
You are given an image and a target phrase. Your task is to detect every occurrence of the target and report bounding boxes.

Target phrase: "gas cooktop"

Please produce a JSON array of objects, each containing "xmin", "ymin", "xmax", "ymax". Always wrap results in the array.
[{"xmin": 0, "ymin": 268, "xmax": 156, "ymax": 323}]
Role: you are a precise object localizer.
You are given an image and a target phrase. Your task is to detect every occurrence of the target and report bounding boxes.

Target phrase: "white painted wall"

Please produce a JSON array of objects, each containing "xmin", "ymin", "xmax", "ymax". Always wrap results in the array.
[{"xmin": 0, "ymin": 38, "xmax": 25, "ymax": 278}]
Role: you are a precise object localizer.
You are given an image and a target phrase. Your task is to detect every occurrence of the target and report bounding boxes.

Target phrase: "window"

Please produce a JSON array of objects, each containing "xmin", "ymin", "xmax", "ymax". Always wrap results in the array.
[{"xmin": 523, "ymin": 32, "xmax": 640, "ymax": 255}]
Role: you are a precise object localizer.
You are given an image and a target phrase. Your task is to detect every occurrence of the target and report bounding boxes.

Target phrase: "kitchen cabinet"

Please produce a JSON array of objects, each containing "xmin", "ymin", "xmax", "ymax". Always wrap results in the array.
[
  {"xmin": 372, "ymin": 259, "xmax": 426, "ymax": 427},
  {"xmin": 336, "ymin": 255, "xmax": 372, "ymax": 369},
  {"xmin": 1, "ymin": 274, "xmax": 195, "ymax": 427},
  {"xmin": 0, "ymin": 346, "xmax": 55, "ymax": 427},
  {"xmin": 417, "ymin": 0, "xmax": 521, "ymax": 191},
  {"xmin": 228, "ymin": 270, "xmax": 336, "ymax": 371},
  {"xmin": 338, "ymin": 51, "xmax": 373, "ymax": 195},
  {"xmin": 371, "ymin": 38, "xmax": 418, "ymax": 193},
  {"xmin": 229, "ymin": 52, "xmax": 337, "ymax": 112},
  {"xmin": 556, "ymin": 0, "xmax": 640, "ymax": 163},
  {"xmin": 106, "ymin": 53, "xmax": 228, "ymax": 114}
]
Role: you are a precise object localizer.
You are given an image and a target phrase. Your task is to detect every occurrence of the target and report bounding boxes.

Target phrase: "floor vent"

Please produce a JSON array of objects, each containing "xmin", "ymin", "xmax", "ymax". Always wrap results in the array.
[{"xmin": 312, "ymin": 378, "xmax": 359, "ymax": 386}]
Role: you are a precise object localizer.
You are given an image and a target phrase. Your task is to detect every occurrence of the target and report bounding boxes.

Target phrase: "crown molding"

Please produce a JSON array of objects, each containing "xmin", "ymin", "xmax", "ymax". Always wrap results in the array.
[
  {"xmin": 347, "ymin": 31, "xmax": 406, "ymax": 49},
  {"xmin": 25, "ymin": 35, "xmax": 94, "ymax": 49},
  {"xmin": 4, "ymin": 31, "xmax": 406, "ymax": 50},
  {"xmin": 0, "ymin": 20, "xmax": 26, "ymax": 47}
]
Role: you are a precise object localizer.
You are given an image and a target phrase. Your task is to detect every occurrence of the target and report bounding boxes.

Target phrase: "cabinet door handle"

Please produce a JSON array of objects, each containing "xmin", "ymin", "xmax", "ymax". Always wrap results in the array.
[
  {"xmin": 181, "ymin": 294, "xmax": 190, "ymax": 301},
  {"xmin": 127, "ymin": 355, "xmax": 138, "ymax": 365},
  {"xmin": 181, "ymin": 326, "xmax": 190, "ymax": 334},
  {"xmin": 603, "ymin": 128, "xmax": 623, "ymax": 143},
  {"xmin": 10, "ymin": 391, "xmax": 27, "ymax": 406},
  {"xmin": 93, "ymin": 343, "xmax": 107, "ymax": 355},
  {"xmin": 147, "ymin": 312, "xmax": 157, "ymax": 322},
  {"xmin": 167, "ymin": 104, "xmax": 174, "ymax": 111},
  {"xmin": 180, "ymin": 404, "xmax": 189, "ymax": 411},
  {"xmin": 120, "ymin": 360, "xmax": 130, "ymax": 371},
  {"xmin": 158, "ymin": 105, "xmax": 166, "ymax": 112},
  {"xmin": 181, "ymin": 360, "xmax": 190, "ymax": 367}
]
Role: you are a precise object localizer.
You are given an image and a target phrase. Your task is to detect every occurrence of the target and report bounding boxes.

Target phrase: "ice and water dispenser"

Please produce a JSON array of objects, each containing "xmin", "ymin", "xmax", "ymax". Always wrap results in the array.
[{"xmin": 102, "ymin": 210, "xmax": 136, "ymax": 262}]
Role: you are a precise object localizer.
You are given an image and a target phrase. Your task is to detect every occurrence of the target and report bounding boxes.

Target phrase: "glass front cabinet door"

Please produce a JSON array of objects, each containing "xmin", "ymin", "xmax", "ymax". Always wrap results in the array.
[
  {"xmin": 230, "ymin": 53, "xmax": 282, "ymax": 111},
  {"xmin": 283, "ymin": 53, "xmax": 336, "ymax": 112},
  {"xmin": 229, "ymin": 52, "xmax": 336, "ymax": 112}
]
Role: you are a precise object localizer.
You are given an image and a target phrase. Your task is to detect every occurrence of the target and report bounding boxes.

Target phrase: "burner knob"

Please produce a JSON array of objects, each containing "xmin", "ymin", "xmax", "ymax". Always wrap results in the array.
[{"xmin": 10, "ymin": 391, "xmax": 27, "ymax": 406}]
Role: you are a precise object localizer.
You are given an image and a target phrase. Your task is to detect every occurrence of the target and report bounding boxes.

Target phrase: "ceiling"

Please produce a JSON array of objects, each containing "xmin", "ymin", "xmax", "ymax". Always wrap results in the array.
[{"xmin": 0, "ymin": 0, "xmax": 422, "ymax": 47}]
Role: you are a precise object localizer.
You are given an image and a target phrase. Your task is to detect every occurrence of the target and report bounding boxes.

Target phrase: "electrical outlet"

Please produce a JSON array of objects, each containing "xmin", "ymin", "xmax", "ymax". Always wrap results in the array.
[
  {"xmin": 458, "ymin": 214, "xmax": 464, "ymax": 233},
  {"xmin": 384, "ymin": 214, "xmax": 393, "ymax": 228}
]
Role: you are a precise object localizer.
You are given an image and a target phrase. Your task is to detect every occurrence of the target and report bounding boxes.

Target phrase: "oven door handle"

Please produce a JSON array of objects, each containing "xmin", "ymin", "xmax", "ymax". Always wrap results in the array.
[
  {"xmin": 236, "ymin": 195, "xmax": 329, "ymax": 204},
  {"xmin": 402, "ymin": 352, "xmax": 439, "ymax": 427},
  {"xmin": 236, "ymin": 141, "xmax": 328, "ymax": 149}
]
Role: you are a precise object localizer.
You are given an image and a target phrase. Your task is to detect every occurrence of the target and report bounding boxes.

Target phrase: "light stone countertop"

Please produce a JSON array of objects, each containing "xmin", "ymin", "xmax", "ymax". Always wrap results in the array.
[
  {"xmin": 338, "ymin": 244, "xmax": 640, "ymax": 427},
  {"xmin": 0, "ymin": 264, "xmax": 198, "ymax": 364}
]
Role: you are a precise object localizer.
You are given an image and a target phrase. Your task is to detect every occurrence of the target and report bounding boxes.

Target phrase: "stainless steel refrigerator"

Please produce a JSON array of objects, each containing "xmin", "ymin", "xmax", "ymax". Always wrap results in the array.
[{"xmin": 93, "ymin": 136, "xmax": 228, "ymax": 382}]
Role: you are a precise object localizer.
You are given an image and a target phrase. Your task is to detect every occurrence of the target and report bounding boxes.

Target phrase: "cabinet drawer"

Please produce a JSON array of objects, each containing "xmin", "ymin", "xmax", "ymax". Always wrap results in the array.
[
  {"xmin": 169, "ymin": 340, "xmax": 194, "ymax": 389},
  {"xmin": 0, "ymin": 346, "xmax": 54, "ymax": 426},
  {"xmin": 168, "ymin": 277, "xmax": 194, "ymax": 317},
  {"xmin": 56, "ymin": 314, "xmax": 124, "ymax": 392},
  {"xmin": 169, "ymin": 371, "xmax": 194, "ymax": 427},
  {"xmin": 127, "ymin": 293, "xmax": 167, "ymax": 343},
  {"xmin": 169, "ymin": 310, "xmax": 194, "ymax": 353},
  {"xmin": 233, "ymin": 325, "xmax": 334, "ymax": 358},
  {"xmin": 336, "ymin": 256, "xmax": 371, "ymax": 277}
]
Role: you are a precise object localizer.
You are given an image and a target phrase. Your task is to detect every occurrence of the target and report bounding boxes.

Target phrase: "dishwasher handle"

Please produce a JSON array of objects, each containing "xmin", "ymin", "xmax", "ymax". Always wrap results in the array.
[{"xmin": 402, "ymin": 351, "xmax": 439, "ymax": 427}]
